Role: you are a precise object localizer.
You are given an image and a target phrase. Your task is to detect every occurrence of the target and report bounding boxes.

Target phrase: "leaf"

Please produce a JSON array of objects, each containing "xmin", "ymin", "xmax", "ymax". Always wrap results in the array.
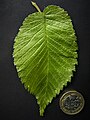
[{"xmin": 13, "ymin": 2, "xmax": 78, "ymax": 116}]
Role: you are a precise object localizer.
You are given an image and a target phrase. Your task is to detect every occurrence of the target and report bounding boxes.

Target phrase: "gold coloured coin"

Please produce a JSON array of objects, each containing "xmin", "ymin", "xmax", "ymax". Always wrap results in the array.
[{"xmin": 59, "ymin": 90, "xmax": 85, "ymax": 115}]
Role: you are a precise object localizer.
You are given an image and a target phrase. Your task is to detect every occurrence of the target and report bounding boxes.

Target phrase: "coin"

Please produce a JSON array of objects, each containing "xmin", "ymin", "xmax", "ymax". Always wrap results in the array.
[{"xmin": 59, "ymin": 90, "xmax": 85, "ymax": 115}]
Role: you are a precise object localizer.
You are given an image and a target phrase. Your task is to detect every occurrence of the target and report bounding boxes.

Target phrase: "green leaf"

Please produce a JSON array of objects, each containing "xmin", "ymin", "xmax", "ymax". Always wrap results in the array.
[{"xmin": 13, "ymin": 2, "xmax": 78, "ymax": 116}]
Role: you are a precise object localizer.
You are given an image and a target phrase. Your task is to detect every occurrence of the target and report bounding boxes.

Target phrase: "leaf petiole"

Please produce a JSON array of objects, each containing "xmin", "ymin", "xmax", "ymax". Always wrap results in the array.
[{"xmin": 31, "ymin": 1, "xmax": 41, "ymax": 12}]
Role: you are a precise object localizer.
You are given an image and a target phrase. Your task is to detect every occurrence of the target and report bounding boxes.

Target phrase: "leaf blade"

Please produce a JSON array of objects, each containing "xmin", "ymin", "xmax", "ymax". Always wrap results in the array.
[{"xmin": 13, "ymin": 5, "xmax": 78, "ymax": 116}]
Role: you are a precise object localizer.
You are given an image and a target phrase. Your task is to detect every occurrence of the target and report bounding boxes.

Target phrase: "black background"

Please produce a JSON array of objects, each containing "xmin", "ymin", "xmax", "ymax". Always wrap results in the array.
[{"xmin": 0, "ymin": 0, "xmax": 90, "ymax": 120}]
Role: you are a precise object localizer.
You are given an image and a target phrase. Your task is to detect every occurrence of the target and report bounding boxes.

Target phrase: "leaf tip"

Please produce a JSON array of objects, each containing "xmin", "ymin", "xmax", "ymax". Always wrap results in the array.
[{"xmin": 40, "ymin": 107, "xmax": 44, "ymax": 116}]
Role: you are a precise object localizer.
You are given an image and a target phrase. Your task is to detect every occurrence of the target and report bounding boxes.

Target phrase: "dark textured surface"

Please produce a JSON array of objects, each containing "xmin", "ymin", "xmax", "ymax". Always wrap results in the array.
[{"xmin": 0, "ymin": 0, "xmax": 90, "ymax": 120}]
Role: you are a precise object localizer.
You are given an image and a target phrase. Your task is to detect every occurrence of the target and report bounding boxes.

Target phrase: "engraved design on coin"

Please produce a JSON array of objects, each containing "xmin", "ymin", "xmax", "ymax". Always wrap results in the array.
[{"xmin": 59, "ymin": 90, "xmax": 85, "ymax": 115}]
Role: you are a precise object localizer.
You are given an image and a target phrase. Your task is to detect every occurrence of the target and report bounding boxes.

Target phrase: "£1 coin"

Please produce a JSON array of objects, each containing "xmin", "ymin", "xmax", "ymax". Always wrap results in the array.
[{"xmin": 59, "ymin": 90, "xmax": 85, "ymax": 115}]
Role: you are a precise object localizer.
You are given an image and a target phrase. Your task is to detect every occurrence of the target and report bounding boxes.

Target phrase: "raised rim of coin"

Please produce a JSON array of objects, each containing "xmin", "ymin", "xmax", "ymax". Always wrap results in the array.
[{"xmin": 59, "ymin": 90, "xmax": 85, "ymax": 115}]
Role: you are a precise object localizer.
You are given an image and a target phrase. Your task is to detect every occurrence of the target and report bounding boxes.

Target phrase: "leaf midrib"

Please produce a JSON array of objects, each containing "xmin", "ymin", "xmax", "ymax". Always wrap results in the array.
[{"xmin": 43, "ymin": 13, "xmax": 49, "ymax": 97}]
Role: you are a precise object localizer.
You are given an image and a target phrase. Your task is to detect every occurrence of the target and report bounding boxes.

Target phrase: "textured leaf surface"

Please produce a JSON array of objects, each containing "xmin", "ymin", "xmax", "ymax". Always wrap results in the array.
[{"xmin": 13, "ymin": 5, "xmax": 78, "ymax": 116}]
